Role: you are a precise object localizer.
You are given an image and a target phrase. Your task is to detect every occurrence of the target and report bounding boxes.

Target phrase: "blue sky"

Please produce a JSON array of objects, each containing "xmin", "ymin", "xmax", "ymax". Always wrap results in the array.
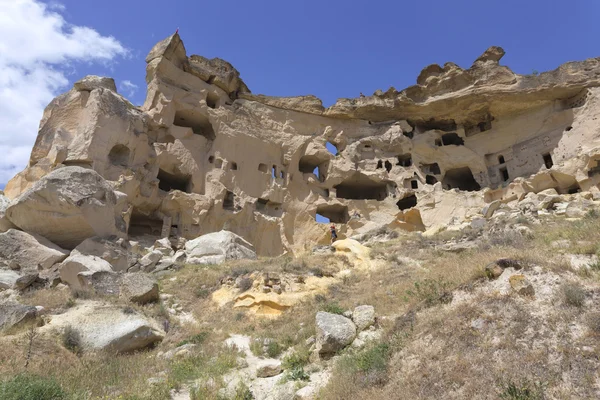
[{"xmin": 1, "ymin": 0, "xmax": 599, "ymax": 194}]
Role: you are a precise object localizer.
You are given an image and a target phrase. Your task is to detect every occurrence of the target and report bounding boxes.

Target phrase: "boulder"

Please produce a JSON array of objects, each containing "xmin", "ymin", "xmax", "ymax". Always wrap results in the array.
[
  {"xmin": 256, "ymin": 360, "xmax": 282, "ymax": 378},
  {"xmin": 0, "ymin": 193, "xmax": 15, "ymax": 232},
  {"xmin": 153, "ymin": 237, "xmax": 174, "ymax": 256},
  {"xmin": 185, "ymin": 231, "xmax": 257, "ymax": 265},
  {"xmin": 78, "ymin": 271, "xmax": 158, "ymax": 304},
  {"xmin": 58, "ymin": 252, "xmax": 114, "ymax": 290},
  {"xmin": 74, "ymin": 236, "xmax": 136, "ymax": 271},
  {"xmin": 139, "ymin": 250, "xmax": 163, "ymax": 272},
  {"xmin": 120, "ymin": 273, "xmax": 159, "ymax": 304},
  {"xmin": 43, "ymin": 301, "xmax": 164, "ymax": 353},
  {"xmin": 352, "ymin": 305, "xmax": 375, "ymax": 331},
  {"xmin": 0, "ymin": 229, "xmax": 69, "ymax": 269},
  {"xmin": 315, "ymin": 311, "xmax": 356, "ymax": 355},
  {"xmin": 0, "ymin": 302, "xmax": 38, "ymax": 332},
  {"xmin": 5, "ymin": 167, "xmax": 126, "ymax": 249}
]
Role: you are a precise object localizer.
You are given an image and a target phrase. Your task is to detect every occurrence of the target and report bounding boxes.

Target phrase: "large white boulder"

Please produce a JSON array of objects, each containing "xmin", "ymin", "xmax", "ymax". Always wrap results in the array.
[
  {"xmin": 315, "ymin": 311, "xmax": 357, "ymax": 355},
  {"xmin": 352, "ymin": 305, "xmax": 375, "ymax": 331},
  {"xmin": 74, "ymin": 236, "xmax": 136, "ymax": 271},
  {"xmin": 43, "ymin": 301, "xmax": 164, "ymax": 353},
  {"xmin": 0, "ymin": 229, "xmax": 69, "ymax": 269},
  {"xmin": 58, "ymin": 252, "xmax": 114, "ymax": 290},
  {"xmin": 5, "ymin": 167, "xmax": 127, "ymax": 249},
  {"xmin": 184, "ymin": 230, "xmax": 257, "ymax": 265}
]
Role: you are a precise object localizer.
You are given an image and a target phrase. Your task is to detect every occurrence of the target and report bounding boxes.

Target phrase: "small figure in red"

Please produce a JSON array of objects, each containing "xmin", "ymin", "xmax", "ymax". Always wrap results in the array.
[{"xmin": 330, "ymin": 224, "xmax": 338, "ymax": 243}]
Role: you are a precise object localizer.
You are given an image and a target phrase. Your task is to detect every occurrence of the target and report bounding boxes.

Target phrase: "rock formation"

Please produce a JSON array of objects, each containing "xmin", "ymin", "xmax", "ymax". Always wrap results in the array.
[{"xmin": 3, "ymin": 33, "xmax": 600, "ymax": 257}]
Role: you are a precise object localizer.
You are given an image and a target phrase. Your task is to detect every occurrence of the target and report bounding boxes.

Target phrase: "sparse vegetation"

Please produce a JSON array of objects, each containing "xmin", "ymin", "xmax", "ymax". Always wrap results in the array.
[
  {"xmin": 561, "ymin": 282, "xmax": 586, "ymax": 307},
  {"xmin": 320, "ymin": 301, "xmax": 345, "ymax": 315},
  {"xmin": 405, "ymin": 277, "xmax": 453, "ymax": 307},
  {"xmin": 0, "ymin": 374, "xmax": 69, "ymax": 400},
  {"xmin": 498, "ymin": 379, "xmax": 545, "ymax": 400},
  {"xmin": 176, "ymin": 331, "xmax": 209, "ymax": 347},
  {"xmin": 61, "ymin": 325, "xmax": 82, "ymax": 355}
]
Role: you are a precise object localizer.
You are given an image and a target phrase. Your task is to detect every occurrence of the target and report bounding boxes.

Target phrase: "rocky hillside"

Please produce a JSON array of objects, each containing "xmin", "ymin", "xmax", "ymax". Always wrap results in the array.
[{"xmin": 1, "ymin": 32, "xmax": 600, "ymax": 400}]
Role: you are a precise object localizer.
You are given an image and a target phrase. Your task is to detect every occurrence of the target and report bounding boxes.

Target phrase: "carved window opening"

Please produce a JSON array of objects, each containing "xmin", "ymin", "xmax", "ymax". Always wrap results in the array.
[
  {"xmin": 396, "ymin": 194, "xmax": 417, "ymax": 211},
  {"xmin": 442, "ymin": 167, "xmax": 481, "ymax": 191},
  {"xmin": 543, "ymin": 153, "xmax": 553, "ymax": 169},
  {"xmin": 157, "ymin": 169, "xmax": 191, "ymax": 193}
]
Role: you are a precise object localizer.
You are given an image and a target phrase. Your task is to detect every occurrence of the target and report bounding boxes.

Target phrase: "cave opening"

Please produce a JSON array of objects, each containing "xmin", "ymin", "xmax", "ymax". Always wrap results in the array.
[
  {"xmin": 173, "ymin": 109, "xmax": 215, "ymax": 140},
  {"xmin": 206, "ymin": 92, "xmax": 218, "ymax": 109},
  {"xmin": 396, "ymin": 194, "xmax": 417, "ymax": 211},
  {"xmin": 108, "ymin": 144, "xmax": 130, "ymax": 167},
  {"xmin": 441, "ymin": 132, "xmax": 465, "ymax": 146},
  {"xmin": 421, "ymin": 163, "xmax": 441, "ymax": 175},
  {"xmin": 256, "ymin": 198, "xmax": 283, "ymax": 218},
  {"xmin": 426, "ymin": 175, "xmax": 438, "ymax": 185},
  {"xmin": 316, "ymin": 204, "xmax": 349, "ymax": 223},
  {"xmin": 500, "ymin": 167, "xmax": 509, "ymax": 182},
  {"xmin": 442, "ymin": 167, "xmax": 481, "ymax": 191},
  {"xmin": 128, "ymin": 211, "xmax": 163, "ymax": 237},
  {"xmin": 334, "ymin": 173, "xmax": 389, "ymax": 200},
  {"xmin": 157, "ymin": 169, "xmax": 191, "ymax": 193},
  {"xmin": 223, "ymin": 191, "xmax": 235, "ymax": 211},
  {"xmin": 543, "ymin": 153, "xmax": 554, "ymax": 169},
  {"xmin": 396, "ymin": 154, "xmax": 412, "ymax": 167},
  {"xmin": 299, "ymin": 155, "xmax": 328, "ymax": 182}
]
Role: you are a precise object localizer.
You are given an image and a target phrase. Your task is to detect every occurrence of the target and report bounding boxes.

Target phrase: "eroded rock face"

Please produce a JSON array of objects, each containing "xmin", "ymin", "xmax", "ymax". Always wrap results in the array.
[
  {"xmin": 6, "ymin": 167, "xmax": 127, "ymax": 249},
  {"xmin": 0, "ymin": 229, "xmax": 69, "ymax": 270},
  {"xmin": 315, "ymin": 311, "xmax": 357, "ymax": 355},
  {"xmin": 185, "ymin": 230, "xmax": 257, "ymax": 265},
  {"xmin": 4, "ymin": 32, "xmax": 600, "ymax": 257},
  {"xmin": 43, "ymin": 301, "xmax": 164, "ymax": 353}
]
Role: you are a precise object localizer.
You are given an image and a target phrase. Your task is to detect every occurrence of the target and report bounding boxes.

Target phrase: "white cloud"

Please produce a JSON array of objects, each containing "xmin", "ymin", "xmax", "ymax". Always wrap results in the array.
[
  {"xmin": 0, "ymin": 0, "xmax": 127, "ymax": 184},
  {"xmin": 120, "ymin": 80, "xmax": 139, "ymax": 97}
]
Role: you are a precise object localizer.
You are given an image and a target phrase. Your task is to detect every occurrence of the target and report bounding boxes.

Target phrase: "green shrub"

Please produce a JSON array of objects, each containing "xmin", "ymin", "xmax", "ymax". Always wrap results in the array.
[
  {"xmin": 266, "ymin": 341, "xmax": 283, "ymax": 358},
  {"xmin": 62, "ymin": 325, "xmax": 82, "ymax": 355},
  {"xmin": 0, "ymin": 374, "xmax": 68, "ymax": 400},
  {"xmin": 405, "ymin": 278, "xmax": 453, "ymax": 307},
  {"xmin": 282, "ymin": 348, "xmax": 311, "ymax": 370},
  {"xmin": 585, "ymin": 312, "xmax": 600, "ymax": 334},
  {"xmin": 321, "ymin": 301, "xmax": 344, "ymax": 315},
  {"xmin": 499, "ymin": 379, "xmax": 545, "ymax": 400},
  {"xmin": 194, "ymin": 287, "xmax": 211, "ymax": 298},
  {"xmin": 337, "ymin": 343, "xmax": 390, "ymax": 388},
  {"xmin": 176, "ymin": 332, "xmax": 209, "ymax": 348},
  {"xmin": 562, "ymin": 282, "xmax": 586, "ymax": 307}
]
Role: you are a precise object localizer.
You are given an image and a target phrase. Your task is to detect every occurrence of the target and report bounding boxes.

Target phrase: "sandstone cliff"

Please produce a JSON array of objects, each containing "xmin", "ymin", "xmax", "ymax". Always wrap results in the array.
[{"xmin": 4, "ymin": 33, "xmax": 600, "ymax": 256}]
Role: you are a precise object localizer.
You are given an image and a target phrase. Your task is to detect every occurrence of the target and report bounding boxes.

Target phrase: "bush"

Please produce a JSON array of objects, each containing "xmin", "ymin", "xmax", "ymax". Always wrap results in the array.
[
  {"xmin": 266, "ymin": 341, "xmax": 283, "ymax": 358},
  {"xmin": 62, "ymin": 325, "xmax": 82, "ymax": 355},
  {"xmin": 282, "ymin": 348, "xmax": 311, "ymax": 370},
  {"xmin": 194, "ymin": 287, "xmax": 211, "ymax": 298},
  {"xmin": 321, "ymin": 301, "xmax": 344, "ymax": 315},
  {"xmin": 176, "ymin": 332, "xmax": 209, "ymax": 348},
  {"xmin": 405, "ymin": 278, "xmax": 453, "ymax": 307},
  {"xmin": 337, "ymin": 343, "xmax": 390, "ymax": 388},
  {"xmin": 562, "ymin": 282, "xmax": 586, "ymax": 307},
  {"xmin": 498, "ymin": 379, "xmax": 545, "ymax": 400},
  {"xmin": 585, "ymin": 312, "xmax": 600, "ymax": 334},
  {"xmin": 237, "ymin": 277, "xmax": 253, "ymax": 292},
  {"xmin": 0, "ymin": 374, "xmax": 68, "ymax": 400}
]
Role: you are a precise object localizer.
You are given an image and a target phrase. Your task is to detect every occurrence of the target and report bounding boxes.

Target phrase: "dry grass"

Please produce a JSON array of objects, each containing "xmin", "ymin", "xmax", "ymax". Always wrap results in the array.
[
  {"xmin": 4, "ymin": 213, "xmax": 600, "ymax": 399},
  {"xmin": 319, "ymin": 214, "xmax": 600, "ymax": 400}
]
